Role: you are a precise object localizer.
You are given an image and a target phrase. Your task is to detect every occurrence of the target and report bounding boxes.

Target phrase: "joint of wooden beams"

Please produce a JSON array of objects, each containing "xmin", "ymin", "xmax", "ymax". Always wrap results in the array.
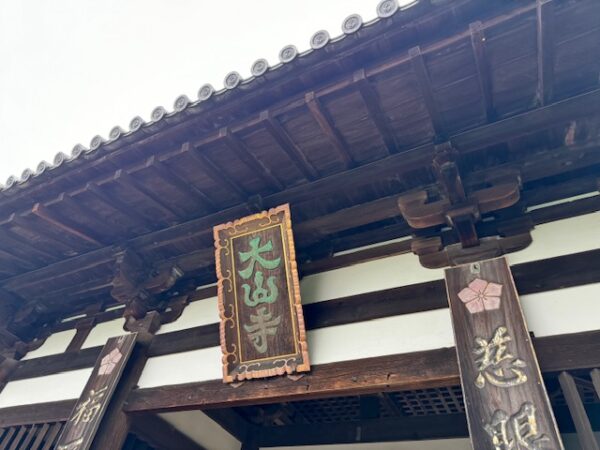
[
  {"xmin": 305, "ymin": 92, "xmax": 355, "ymax": 168},
  {"xmin": 219, "ymin": 127, "xmax": 284, "ymax": 191},
  {"xmin": 31, "ymin": 202, "xmax": 102, "ymax": 246},
  {"xmin": 111, "ymin": 249, "xmax": 183, "ymax": 321},
  {"xmin": 260, "ymin": 110, "xmax": 319, "ymax": 180},
  {"xmin": 353, "ymin": 69, "xmax": 398, "ymax": 155},
  {"xmin": 399, "ymin": 144, "xmax": 526, "ymax": 267},
  {"xmin": 409, "ymin": 46, "xmax": 445, "ymax": 140}
]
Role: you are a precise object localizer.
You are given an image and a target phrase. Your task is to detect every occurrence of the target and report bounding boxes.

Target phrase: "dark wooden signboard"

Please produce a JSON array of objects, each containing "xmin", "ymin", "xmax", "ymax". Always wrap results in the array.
[
  {"xmin": 445, "ymin": 257, "xmax": 563, "ymax": 450},
  {"xmin": 214, "ymin": 203, "xmax": 310, "ymax": 383},
  {"xmin": 55, "ymin": 333, "xmax": 137, "ymax": 450}
]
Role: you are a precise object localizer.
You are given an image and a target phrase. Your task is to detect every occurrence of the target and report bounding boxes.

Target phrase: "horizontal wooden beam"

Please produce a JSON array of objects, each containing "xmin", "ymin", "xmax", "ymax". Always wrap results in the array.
[
  {"xmin": 125, "ymin": 330, "xmax": 600, "ymax": 413},
  {"xmin": 130, "ymin": 414, "xmax": 206, "ymax": 450},
  {"xmin": 0, "ymin": 399, "xmax": 74, "ymax": 427}
]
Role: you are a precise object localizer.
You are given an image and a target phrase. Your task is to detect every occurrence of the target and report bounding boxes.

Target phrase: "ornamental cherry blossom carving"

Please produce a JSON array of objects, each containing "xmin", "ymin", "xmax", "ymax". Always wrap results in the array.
[
  {"xmin": 98, "ymin": 348, "xmax": 123, "ymax": 376},
  {"xmin": 457, "ymin": 278, "xmax": 503, "ymax": 314}
]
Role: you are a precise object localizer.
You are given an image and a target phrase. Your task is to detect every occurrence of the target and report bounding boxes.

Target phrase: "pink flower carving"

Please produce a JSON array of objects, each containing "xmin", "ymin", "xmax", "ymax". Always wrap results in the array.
[
  {"xmin": 98, "ymin": 348, "xmax": 122, "ymax": 376},
  {"xmin": 457, "ymin": 278, "xmax": 503, "ymax": 314}
]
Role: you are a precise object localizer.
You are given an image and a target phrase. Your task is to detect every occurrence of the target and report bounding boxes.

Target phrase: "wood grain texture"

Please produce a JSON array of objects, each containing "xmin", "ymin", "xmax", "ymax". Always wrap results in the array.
[
  {"xmin": 214, "ymin": 204, "xmax": 309, "ymax": 382},
  {"xmin": 445, "ymin": 257, "xmax": 563, "ymax": 450},
  {"xmin": 55, "ymin": 334, "xmax": 137, "ymax": 450}
]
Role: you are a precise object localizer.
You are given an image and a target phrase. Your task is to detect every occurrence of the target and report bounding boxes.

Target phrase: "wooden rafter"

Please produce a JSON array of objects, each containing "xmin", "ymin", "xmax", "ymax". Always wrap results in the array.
[
  {"xmin": 0, "ymin": 226, "xmax": 57, "ymax": 262},
  {"xmin": 8, "ymin": 212, "xmax": 83, "ymax": 253},
  {"xmin": 409, "ymin": 46, "xmax": 445, "ymax": 139},
  {"xmin": 537, "ymin": 0, "xmax": 555, "ymax": 106},
  {"xmin": 353, "ymin": 69, "xmax": 398, "ymax": 154},
  {"xmin": 112, "ymin": 169, "xmax": 181, "ymax": 220},
  {"xmin": 305, "ymin": 92, "xmax": 355, "ymax": 168},
  {"xmin": 469, "ymin": 21, "xmax": 495, "ymax": 122},
  {"xmin": 145, "ymin": 156, "xmax": 216, "ymax": 212},
  {"xmin": 57, "ymin": 192, "xmax": 116, "ymax": 238},
  {"xmin": 31, "ymin": 203, "xmax": 102, "ymax": 246},
  {"xmin": 219, "ymin": 127, "xmax": 284, "ymax": 191},
  {"xmin": 260, "ymin": 110, "xmax": 319, "ymax": 180},
  {"xmin": 85, "ymin": 181, "xmax": 151, "ymax": 227},
  {"xmin": 182, "ymin": 142, "xmax": 249, "ymax": 200}
]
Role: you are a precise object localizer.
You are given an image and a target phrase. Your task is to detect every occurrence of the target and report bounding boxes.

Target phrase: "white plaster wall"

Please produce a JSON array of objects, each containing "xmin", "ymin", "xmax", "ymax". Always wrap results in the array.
[
  {"xmin": 21, "ymin": 329, "xmax": 77, "ymax": 360},
  {"xmin": 81, "ymin": 317, "xmax": 127, "ymax": 349},
  {"xmin": 0, "ymin": 368, "xmax": 92, "ymax": 408},
  {"xmin": 160, "ymin": 410, "xmax": 240, "ymax": 450},
  {"xmin": 137, "ymin": 282, "xmax": 600, "ymax": 388},
  {"xmin": 157, "ymin": 296, "xmax": 219, "ymax": 334}
]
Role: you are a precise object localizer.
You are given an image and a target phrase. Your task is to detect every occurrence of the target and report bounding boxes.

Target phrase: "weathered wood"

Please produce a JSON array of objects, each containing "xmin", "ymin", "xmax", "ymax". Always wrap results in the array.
[
  {"xmin": 214, "ymin": 204, "xmax": 309, "ymax": 382},
  {"xmin": 219, "ymin": 127, "xmax": 284, "ymax": 192},
  {"xmin": 260, "ymin": 111, "xmax": 319, "ymax": 181},
  {"xmin": 470, "ymin": 21, "xmax": 495, "ymax": 122},
  {"xmin": 31, "ymin": 203, "xmax": 101, "ymax": 246},
  {"xmin": 558, "ymin": 372, "xmax": 600, "ymax": 450},
  {"xmin": 536, "ymin": 0, "xmax": 555, "ymax": 106},
  {"xmin": 0, "ymin": 400, "xmax": 74, "ymax": 427},
  {"xmin": 125, "ymin": 330, "xmax": 600, "ymax": 413},
  {"xmin": 592, "ymin": 369, "xmax": 600, "ymax": 399},
  {"xmin": 130, "ymin": 414, "xmax": 205, "ymax": 450},
  {"xmin": 55, "ymin": 334, "xmax": 137, "ymax": 450},
  {"xmin": 445, "ymin": 257, "xmax": 563, "ymax": 449},
  {"xmin": 305, "ymin": 92, "xmax": 354, "ymax": 168},
  {"xmin": 409, "ymin": 46, "xmax": 444, "ymax": 139}
]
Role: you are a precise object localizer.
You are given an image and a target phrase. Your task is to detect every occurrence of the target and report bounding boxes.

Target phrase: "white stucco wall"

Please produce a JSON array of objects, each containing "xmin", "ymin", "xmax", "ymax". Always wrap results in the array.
[{"xmin": 160, "ymin": 410, "xmax": 241, "ymax": 450}]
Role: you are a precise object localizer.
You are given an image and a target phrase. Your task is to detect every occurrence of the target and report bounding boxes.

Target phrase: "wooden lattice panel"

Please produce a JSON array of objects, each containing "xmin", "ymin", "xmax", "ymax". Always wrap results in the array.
[
  {"xmin": 292, "ymin": 396, "xmax": 361, "ymax": 424},
  {"xmin": 0, "ymin": 421, "xmax": 64, "ymax": 450},
  {"xmin": 389, "ymin": 386, "xmax": 465, "ymax": 416}
]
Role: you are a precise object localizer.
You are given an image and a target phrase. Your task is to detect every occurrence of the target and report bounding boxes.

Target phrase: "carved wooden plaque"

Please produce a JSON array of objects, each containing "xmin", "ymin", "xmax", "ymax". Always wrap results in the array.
[
  {"xmin": 214, "ymin": 204, "xmax": 309, "ymax": 383},
  {"xmin": 55, "ymin": 334, "xmax": 137, "ymax": 450},
  {"xmin": 445, "ymin": 257, "xmax": 563, "ymax": 450}
]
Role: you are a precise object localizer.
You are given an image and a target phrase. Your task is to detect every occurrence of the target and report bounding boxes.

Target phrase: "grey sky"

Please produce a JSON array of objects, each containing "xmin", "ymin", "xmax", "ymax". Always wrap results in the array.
[{"xmin": 0, "ymin": 0, "xmax": 408, "ymax": 183}]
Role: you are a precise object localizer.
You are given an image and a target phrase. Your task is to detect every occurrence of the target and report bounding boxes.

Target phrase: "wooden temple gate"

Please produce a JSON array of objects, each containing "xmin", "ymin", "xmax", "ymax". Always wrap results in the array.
[{"xmin": 0, "ymin": 0, "xmax": 600, "ymax": 448}]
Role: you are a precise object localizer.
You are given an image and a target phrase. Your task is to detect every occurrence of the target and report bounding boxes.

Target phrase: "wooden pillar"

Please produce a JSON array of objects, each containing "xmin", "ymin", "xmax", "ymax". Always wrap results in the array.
[
  {"xmin": 558, "ymin": 372, "xmax": 600, "ymax": 450},
  {"xmin": 444, "ymin": 257, "xmax": 563, "ymax": 450}
]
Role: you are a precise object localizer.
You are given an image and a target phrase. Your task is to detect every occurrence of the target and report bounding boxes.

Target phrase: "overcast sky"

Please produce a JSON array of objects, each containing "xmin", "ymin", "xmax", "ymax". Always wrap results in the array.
[{"xmin": 0, "ymin": 0, "xmax": 406, "ymax": 183}]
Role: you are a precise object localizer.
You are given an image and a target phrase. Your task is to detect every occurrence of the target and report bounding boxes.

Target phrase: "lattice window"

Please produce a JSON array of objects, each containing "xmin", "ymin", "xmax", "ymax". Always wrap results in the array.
[
  {"xmin": 0, "ymin": 421, "xmax": 65, "ymax": 450},
  {"xmin": 293, "ymin": 396, "xmax": 361, "ymax": 423}
]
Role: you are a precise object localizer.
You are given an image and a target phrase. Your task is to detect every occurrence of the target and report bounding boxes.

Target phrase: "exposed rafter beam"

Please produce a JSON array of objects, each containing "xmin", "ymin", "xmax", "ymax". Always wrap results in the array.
[
  {"xmin": 0, "ymin": 227, "xmax": 57, "ymax": 262},
  {"xmin": 146, "ymin": 156, "xmax": 216, "ymax": 212},
  {"xmin": 8, "ymin": 213, "xmax": 83, "ymax": 253},
  {"xmin": 86, "ymin": 181, "xmax": 151, "ymax": 227},
  {"xmin": 58, "ymin": 192, "xmax": 116, "ymax": 238},
  {"xmin": 31, "ymin": 203, "xmax": 102, "ymax": 246},
  {"xmin": 469, "ymin": 21, "xmax": 495, "ymax": 122},
  {"xmin": 409, "ymin": 46, "xmax": 445, "ymax": 140},
  {"xmin": 353, "ymin": 69, "xmax": 398, "ymax": 154},
  {"xmin": 183, "ymin": 142, "xmax": 249, "ymax": 200},
  {"xmin": 260, "ymin": 110, "xmax": 319, "ymax": 180},
  {"xmin": 537, "ymin": 0, "xmax": 555, "ymax": 106},
  {"xmin": 219, "ymin": 127, "xmax": 284, "ymax": 191},
  {"xmin": 112, "ymin": 169, "xmax": 181, "ymax": 220},
  {"xmin": 305, "ymin": 92, "xmax": 355, "ymax": 168}
]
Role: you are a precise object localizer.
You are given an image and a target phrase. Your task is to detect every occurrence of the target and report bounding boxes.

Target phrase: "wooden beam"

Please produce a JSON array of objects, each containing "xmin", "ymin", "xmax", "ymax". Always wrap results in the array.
[
  {"xmin": 146, "ymin": 156, "xmax": 216, "ymax": 212},
  {"xmin": 558, "ymin": 372, "xmax": 600, "ymax": 450},
  {"xmin": 260, "ymin": 111, "xmax": 319, "ymax": 180},
  {"xmin": 125, "ymin": 331, "xmax": 600, "ymax": 413},
  {"xmin": 130, "ymin": 414, "xmax": 206, "ymax": 450},
  {"xmin": 353, "ymin": 69, "xmax": 398, "ymax": 154},
  {"xmin": 31, "ymin": 203, "xmax": 102, "ymax": 246},
  {"xmin": 219, "ymin": 127, "xmax": 284, "ymax": 191},
  {"xmin": 537, "ymin": 0, "xmax": 555, "ymax": 106},
  {"xmin": 0, "ymin": 227, "xmax": 57, "ymax": 263},
  {"xmin": 258, "ymin": 414, "xmax": 469, "ymax": 447},
  {"xmin": 469, "ymin": 21, "xmax": 495, "ymax": 122},
  {"xmin": 305, "ymin": 92, "xmax": 355, "ymax": 168},
  {"xmin": 113, "ymin": 169, "xmax": 181, "ymax": 220},
  {"xmin": 0, "ymin": 400, "xmax": 74, "ymax": 427},
  {"xmin": 58, "ymin": 192, "xmax": 116, "ymax": 238},
  {"xmin": 592, "ymin": 369, "xmax": 600, "ymax": 400},
  {"xmin": 183, "ymin": 143, "xmax": 249, "ymax": 200},
  {"xmin": 86, "ymin": 181, "xmax": 151, "ymax": 227},
  {"xmin": 409, "ymin": 46, "xmax": 445, "ymax": 139},
  {"xmin": 203, "ymin": 408, "xmax": 256, "ymax": 443}
]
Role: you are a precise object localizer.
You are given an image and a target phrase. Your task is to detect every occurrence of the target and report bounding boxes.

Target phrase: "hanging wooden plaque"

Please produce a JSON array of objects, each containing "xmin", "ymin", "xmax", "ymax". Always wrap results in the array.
[
  {"xmin": 55, "ymin": 333, "xmax": 137, "ymax": 450},
  {"xmin": 214, "ymin": 204, "xmax": 310, "ymax": 383},
  {"xmin": 445, "ymin": 257, "xmax": 563, "ymax": 450}
]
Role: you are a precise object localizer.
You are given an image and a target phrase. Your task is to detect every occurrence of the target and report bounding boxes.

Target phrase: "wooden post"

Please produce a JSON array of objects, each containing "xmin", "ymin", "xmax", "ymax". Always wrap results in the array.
[
  {"xmin": 444, "ymin": 257, "xmax": 563, "ymax": 450},
  {"xmin": 558, "ymin": 372, "xmax": 600, "ymax": 450}
]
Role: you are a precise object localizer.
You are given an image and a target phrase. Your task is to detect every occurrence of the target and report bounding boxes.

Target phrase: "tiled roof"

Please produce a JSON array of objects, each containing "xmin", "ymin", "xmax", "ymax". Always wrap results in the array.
[{"xmin": 0, "ymin": 0, "xmax": 416, "ymax": 193}]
